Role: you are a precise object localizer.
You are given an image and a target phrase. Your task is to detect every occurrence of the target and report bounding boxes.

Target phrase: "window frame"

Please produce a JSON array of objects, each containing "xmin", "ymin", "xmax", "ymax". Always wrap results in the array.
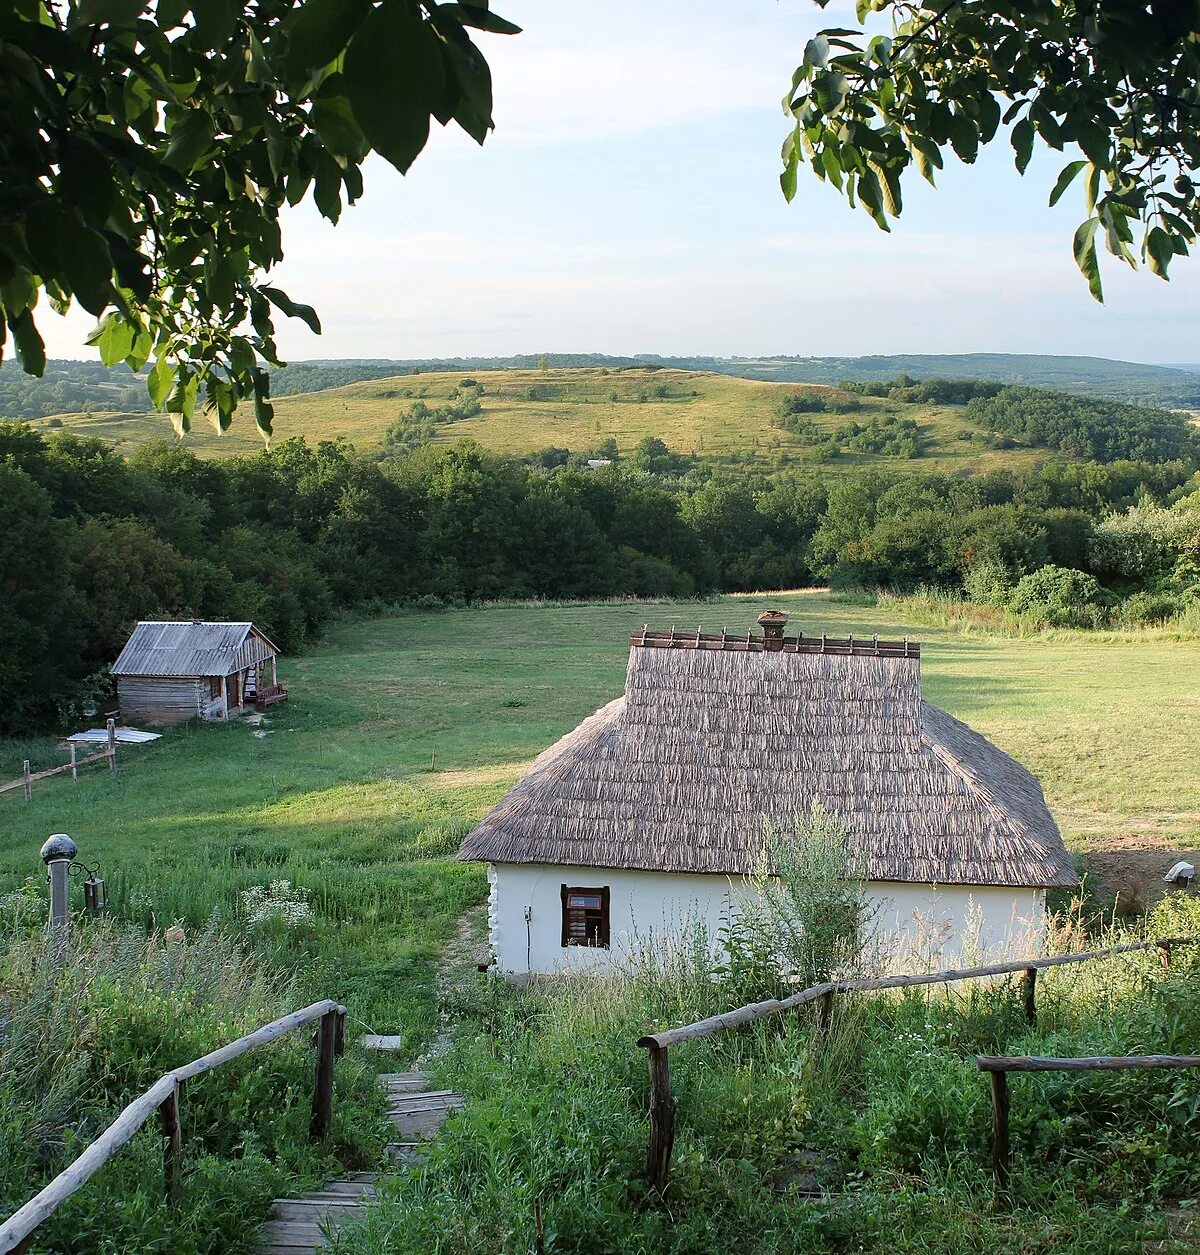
[{"xmin": 560, "ymin": 884, "xmax": 611, "ymax": 949}]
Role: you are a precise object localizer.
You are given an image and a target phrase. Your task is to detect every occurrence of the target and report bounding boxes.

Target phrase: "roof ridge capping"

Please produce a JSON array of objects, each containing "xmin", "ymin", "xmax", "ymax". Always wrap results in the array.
[{"xmin": 629, "ymin": 611, "xmax": 920, "ymax": 658}]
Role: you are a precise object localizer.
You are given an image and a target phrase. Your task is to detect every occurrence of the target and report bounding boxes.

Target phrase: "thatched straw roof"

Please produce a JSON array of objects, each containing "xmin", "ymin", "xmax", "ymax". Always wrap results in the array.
[{"xmin": 459, "ymin": 624, "xmax": 1077, "ymax": 889}]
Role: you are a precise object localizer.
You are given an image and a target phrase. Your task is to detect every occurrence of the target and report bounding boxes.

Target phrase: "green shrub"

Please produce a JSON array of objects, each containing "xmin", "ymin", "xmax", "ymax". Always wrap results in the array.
[
  {"xmin": 1120, "ymin": 590, "xmax": 1182, "ymax": 625},
  {"xmin": 1008, "ymin": 564, "xmax": 1107, "ymax": 627}
]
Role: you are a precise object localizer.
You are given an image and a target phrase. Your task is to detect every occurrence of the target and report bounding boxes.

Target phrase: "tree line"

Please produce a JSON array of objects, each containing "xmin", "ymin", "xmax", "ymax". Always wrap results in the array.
[{"xmin": 2, "ymin": 421, "xmax": 1197, "ymax": 734}]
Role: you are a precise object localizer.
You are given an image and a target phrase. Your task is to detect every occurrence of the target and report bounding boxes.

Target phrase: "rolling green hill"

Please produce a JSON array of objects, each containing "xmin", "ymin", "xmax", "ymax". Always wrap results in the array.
[
  {"xmin": 6, "ymin": 351, "xmax": 1200, "ymax": 425},
  {"xmin": 23, "ymin": 367, "xmax": 1056, "ymax": 473}
]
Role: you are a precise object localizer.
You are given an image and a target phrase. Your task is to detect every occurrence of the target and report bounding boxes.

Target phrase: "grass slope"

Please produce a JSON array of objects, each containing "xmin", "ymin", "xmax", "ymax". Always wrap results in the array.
[
  {"xmin": 31, "ymin": 368, "xmax": 1046, "ymax": 473},
  {"xmin": 1, "ymin": 593, "xmax": 1196, "ymax": 1036}
]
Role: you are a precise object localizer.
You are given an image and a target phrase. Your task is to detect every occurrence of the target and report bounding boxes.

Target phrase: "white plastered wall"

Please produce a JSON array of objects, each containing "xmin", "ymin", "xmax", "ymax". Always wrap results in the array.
[{"xmin": 487, "ymin": 862, "xmax": 1047, "ymax": 977}]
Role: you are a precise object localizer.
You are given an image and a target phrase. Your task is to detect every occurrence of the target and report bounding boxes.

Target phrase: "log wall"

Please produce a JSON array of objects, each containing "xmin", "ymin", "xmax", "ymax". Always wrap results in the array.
[{"xmin": 117, "ymin": 677, "xmax": 208, "ymax": 725}]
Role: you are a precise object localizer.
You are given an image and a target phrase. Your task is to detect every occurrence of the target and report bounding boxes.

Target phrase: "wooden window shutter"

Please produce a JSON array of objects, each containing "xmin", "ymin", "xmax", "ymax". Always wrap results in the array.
[{"xmin": 560, "ymin": 885, "xmax": 610, "ymax": 949}]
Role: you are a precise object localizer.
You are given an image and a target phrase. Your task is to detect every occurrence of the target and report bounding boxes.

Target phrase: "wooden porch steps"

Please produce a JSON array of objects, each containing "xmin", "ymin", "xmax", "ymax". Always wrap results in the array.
[{"xmin": 256, "ymin": 1072, "xmax": 460, "ymax": 1254}]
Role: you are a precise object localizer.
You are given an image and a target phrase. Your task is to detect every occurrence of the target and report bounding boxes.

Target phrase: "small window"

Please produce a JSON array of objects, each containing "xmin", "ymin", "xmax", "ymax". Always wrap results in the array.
[
  {"xmin": 209, "ymin": 676, "xmax": 222, "ymax": 699},
  {"xmin": 561, "ymin": 885, "xmax": 610, "ymax": 949}
]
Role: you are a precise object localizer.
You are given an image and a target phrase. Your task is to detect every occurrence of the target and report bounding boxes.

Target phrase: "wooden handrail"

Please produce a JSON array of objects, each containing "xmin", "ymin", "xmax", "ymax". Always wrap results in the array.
[
  {"xmin": 0, "ymin": 999, "xmax": 346, "ymax": 1255},
  {"xmin": 638, "ymin": 936, "xmax": 1196, "ymax": 1050},
  {"xmin": 637, "ymin": 935, "xmax": 1198, "ymax": 1192},
  {"xmin": 978, "ymin": 1052, "xmax": 1200, "ymax": 1197}
]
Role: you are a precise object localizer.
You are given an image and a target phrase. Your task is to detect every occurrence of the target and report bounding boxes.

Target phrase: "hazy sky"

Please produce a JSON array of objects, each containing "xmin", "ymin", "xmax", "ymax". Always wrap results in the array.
[{"xmin": 39, "ymin": 1, "xmax": 1200, "ymax": 364}]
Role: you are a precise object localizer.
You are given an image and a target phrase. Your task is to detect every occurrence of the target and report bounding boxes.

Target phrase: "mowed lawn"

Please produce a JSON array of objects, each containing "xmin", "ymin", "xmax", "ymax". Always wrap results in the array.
[
  {"xmin": 35, "ymin": 367, "xmax": 1043, "ymax": 475},
  {"xmin": 1, "ymin": 592, "xmax": 1196, "ymax": 1036}
]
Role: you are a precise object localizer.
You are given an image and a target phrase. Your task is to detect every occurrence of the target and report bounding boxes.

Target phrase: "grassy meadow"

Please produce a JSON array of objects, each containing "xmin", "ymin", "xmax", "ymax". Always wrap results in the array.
[
  {"xmin": 31, "ymin": 367, "xmax": 1046, "ymax": 474},
  {"xmin": 2, "ymin": 591, "xmax": 1197, "ymax": 1037},
  {"xmin": 2, "ymin": 592, "xmax": 1199, "ymax": 1253}
]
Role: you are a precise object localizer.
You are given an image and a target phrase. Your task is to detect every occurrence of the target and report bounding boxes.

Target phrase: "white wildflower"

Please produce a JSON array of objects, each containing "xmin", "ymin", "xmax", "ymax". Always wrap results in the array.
[{"xmin": 240, "ymin": 880, "xmax": 313, "ymax": 927}]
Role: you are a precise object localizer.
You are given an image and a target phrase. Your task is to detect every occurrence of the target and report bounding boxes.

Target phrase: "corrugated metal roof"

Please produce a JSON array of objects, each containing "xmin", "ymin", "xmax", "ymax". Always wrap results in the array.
[{"xmin": 112, "ymin": 621, "xmax": 279, "ymax": 677}]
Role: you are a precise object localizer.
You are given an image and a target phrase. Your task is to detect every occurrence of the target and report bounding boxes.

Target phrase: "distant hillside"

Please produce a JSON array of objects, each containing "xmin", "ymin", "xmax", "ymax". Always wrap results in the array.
[
  {"xmin": 20, "ymin": 368, "xmax": 1198, "ymax": 476},
  {"xmin": 270, "ymin": 353, "xmax": 1200, "ymax": 408},
  {"xmin": 6, "ymin": 351, "xmax": 1200, "ymax": 421}
]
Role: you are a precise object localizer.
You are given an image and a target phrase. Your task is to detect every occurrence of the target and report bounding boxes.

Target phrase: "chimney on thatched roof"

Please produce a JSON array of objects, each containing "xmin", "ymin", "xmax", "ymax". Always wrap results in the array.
[
  {"xmin": 459, "ymin": 621, "xmax": 1077, "ymax": 890},
  {"xmin": 757, "ymin": 609, "xmax": 788, "ymax": 651}
]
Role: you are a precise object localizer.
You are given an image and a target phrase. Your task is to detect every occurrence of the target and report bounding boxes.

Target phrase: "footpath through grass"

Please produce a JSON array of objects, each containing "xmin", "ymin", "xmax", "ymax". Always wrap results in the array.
[{"xmin": 2, "ymin": 590, "xmax": 1198, "ymax": 1040}]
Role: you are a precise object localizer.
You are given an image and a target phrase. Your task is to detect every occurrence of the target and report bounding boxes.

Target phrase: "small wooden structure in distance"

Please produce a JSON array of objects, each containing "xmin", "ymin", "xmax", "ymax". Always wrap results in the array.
[{"xmin": 112, "ymin": 620, "xmax": 283, "ymax": 725}]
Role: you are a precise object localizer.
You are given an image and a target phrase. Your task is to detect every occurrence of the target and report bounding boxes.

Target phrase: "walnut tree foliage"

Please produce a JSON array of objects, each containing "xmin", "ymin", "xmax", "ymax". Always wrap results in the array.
[
  {"xmin": 781, "ymin": 0, "xmax": 1200, "ymax": 300},
  {"xmin": 0, "ymin": 0, "xmax": 517, "ymax": 436}
]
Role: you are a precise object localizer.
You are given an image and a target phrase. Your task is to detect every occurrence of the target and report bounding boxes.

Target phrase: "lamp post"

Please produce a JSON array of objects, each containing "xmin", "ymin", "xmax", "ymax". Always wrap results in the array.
[{"xmin": 40, "ymin": 833, "xmax": 77, "ymax": 962}]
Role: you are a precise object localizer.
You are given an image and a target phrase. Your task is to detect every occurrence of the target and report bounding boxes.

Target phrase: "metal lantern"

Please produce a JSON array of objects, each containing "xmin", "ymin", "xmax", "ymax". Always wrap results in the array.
[{"xmin": 83, "ymin": 870, "xmax": 107, "ymax": 916}]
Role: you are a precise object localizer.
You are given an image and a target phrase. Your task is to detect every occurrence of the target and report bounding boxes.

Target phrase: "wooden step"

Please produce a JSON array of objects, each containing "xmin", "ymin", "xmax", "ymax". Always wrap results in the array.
[
  {"xmin": 377, "ymin": 1071, "xmax": 430, "ymax": 1088},
  {"xmin": 386, "ymin": 1141, "xmax": 428, "ymax": 1166},
  {"xmin": 257, "ymin": 1219, "xmax": 337, "ymax": 1252},
  {"xmin": 361, "ymin": 1034, "xmax": 406, "ymax": 1051},
  {"xmin": 255, "ymin": 1082, "xmax": 461, "ymax": 1253}
]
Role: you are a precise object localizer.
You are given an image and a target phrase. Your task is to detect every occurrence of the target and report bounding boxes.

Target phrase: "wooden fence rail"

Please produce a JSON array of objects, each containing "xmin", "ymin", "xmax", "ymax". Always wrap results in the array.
[
  {"xmin": 637, "ymin": 935, "xmax": 1199, "ymax": 1192},
  {"xmin": 0, "ymin": 721, "xmax": 117, "ymax": 802},
  {"xmin": 978, "ymin": 1053, "xmax": 1200, "ymax": 1199},
  {"xmin": 0, "ymin": 999, "xmax": 346, "ymax": 1255}
]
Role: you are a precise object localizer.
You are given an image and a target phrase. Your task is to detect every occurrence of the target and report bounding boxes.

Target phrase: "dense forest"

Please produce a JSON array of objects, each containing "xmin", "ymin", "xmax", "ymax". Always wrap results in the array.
[{"xmin": 2, "ymin": 419, "xmax": 1198, "ymax": 734}]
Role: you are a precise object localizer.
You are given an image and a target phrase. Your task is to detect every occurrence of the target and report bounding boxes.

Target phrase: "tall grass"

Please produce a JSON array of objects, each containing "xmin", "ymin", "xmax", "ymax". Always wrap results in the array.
[
  {"xmin": 344, "ymin": 895, "xmax": 1200, "ymax": 1255},
  {"xmin": 0, "ymin": 892, "xmax": 387, "ymax": 1255},
  {"xmin": 870, "ymin": 586, "xmax": 1200, "ymax": 641}
]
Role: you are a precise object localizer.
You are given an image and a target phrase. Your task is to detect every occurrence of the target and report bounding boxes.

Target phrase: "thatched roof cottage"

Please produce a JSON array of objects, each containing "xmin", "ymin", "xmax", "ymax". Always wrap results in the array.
[
  {"xmin": 113, "ymin": 620, "xmax": 283, "ymax": 725},
  {"xmin": 460, "ymin": 613, "xmax": 1076, "ymax": 976}
]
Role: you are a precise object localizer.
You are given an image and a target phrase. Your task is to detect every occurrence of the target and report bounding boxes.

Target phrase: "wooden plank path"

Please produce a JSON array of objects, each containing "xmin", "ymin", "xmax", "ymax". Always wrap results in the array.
[{"xmin": 257, "ymin": 1072, "xmax": 463, "ymax": 1254}]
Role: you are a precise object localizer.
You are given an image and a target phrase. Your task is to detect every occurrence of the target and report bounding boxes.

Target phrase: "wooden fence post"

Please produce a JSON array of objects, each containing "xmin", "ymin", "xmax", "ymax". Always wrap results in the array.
[
  {"xmin": 1021, "ymin": 968, "xmax": 1037, "ymax": 1026},
  {"xmin": 333, "ymin": 1007, "xmax": 346, "ymax": 1058},
  {"xmin": 159, "ymin": 1080, "xmax": 182, "ymax": 1201},
  {"xmin": 988, "ymin": 1068, "xmax": 1010, "ymax": 1203},
  {"xmin": 644, "ymin": 1043, "xmax": 676, "ymax": 1193},
  {"xmin": 22, "ymin": 760, "xmax": 31, "ymax": 802},
  {"xmin": 816, "ymin": 989, "xmax": 834, "ymax": 1035},
  {"xmin": 310, "ymin": 1009, "xmax": 339, "ymax": 1140},
  {"xmin": 69, "ymin": 743, "xmax": 77, "ymax": 783},
  {"xmin": 1159, "ymin": 942, "xmax": 1172, "ymax": 970},
  {"xmin": 106, "ymin": 719, "xmax": 117, "ymax": 773}
]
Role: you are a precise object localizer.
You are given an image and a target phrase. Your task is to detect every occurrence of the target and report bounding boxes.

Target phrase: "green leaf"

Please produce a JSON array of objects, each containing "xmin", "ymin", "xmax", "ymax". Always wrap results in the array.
[
  {"xmin": 820, "ymin": 145, "xmax": 844, "ymax": 191},
  {"xmin": 868, "ymin": 160, "xmax": 901, "ymax": 216},
  {"xmin": 312, "ymin": 89, "xmax": 367, "ymax": 159},
  {"xmin": 803, "ymin": 35, "xmax": 830, "ymax": 69},
  {"xmin": 9, "ymin": 309, "xmax": 45, "ymax": 376},
  {"xmin": 947, "ymin": 111, "xmax": 979, "ymax": 164},
  {"xmin": 1147, "ymin": 225, "xmax": 1174, "ymax": 278},
  {"xmin": 147, "ymin": 355, "xmax": 174, "ymax": 408},
  {"xmin": 813, "ymin": 71, "xmax": 848, "ymax": 114},
  {"xmin": 344, "ymin": 4, "xmax": 445, "ymax": 174},
  {"xmin": 1048, "ymin": 160, "xmax": 1087, "ymax": 207},
  {"xmin": 1010, "ymin": 118, "xmax": 1034, "ymax": 174},
  {"xmin": 1084, "ymin": 163, "xmax": 1101, "ymax": 214},
  {"xmin": 259, "ymin": 284, "xmax": 322, "ymax": 335},
  {"xmin": 59, "ymin": 218, "xmax": 114, "ymax": 316},
  {"xmin": 87, "ymin": 312, "xmax": 136, "ymax": 366},
  {"xmin": 165, "ymin": 109, "xmax": 215, "ymax": 171},
  {"xmin": 73, "ymin": 0, "xmax": 145, "ymax": 27},
  {"xmin": 1072, "ymin": 217, "xmax": 1104, "ymax": 302},
  {"xmin": 909, "ymin": 135, "xmax": 942, "ymax": 185},
  {"xmin": 284, "ymin": 0, "xmax": 371, "ymax": 79},
  {"xmin": 437, "ymin": 3, "xmax": 522, "ymax": 35}
]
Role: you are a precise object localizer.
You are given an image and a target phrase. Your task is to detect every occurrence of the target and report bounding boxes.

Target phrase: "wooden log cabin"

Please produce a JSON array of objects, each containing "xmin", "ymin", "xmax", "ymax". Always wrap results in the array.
[{"xmin": 112, "ymin": 620, "xmax": 283, "ymax": 725}]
